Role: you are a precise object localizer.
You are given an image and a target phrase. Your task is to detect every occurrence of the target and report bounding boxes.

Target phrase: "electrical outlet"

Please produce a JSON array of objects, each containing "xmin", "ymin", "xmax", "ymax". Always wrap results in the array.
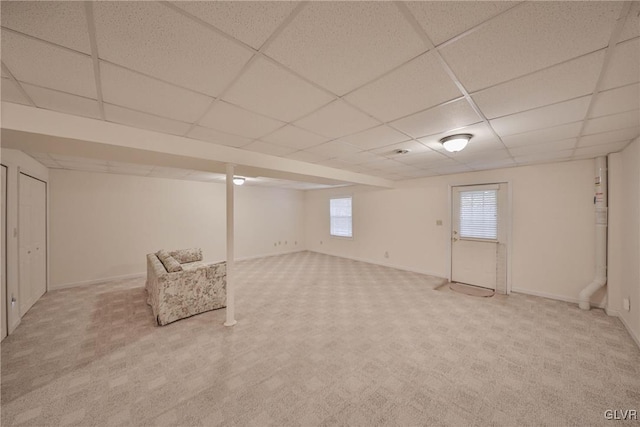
[
  {"xmin": 285, "ymin": 241, "xmax": 288, "ymax": 245},
  {"xmin": 436, "ymin": 219, "xmax": 443, "ymax": 226},
  {"xmin": 384, "ymin": 251, "xmax": 389, "ymax": 258},
  {"xmin": 320, "ymin": 240, "xmax": 323, "ymax": 245},
  {"xmin": 295, "ymin": 241, "xmax": 297, "ymax": 245}
]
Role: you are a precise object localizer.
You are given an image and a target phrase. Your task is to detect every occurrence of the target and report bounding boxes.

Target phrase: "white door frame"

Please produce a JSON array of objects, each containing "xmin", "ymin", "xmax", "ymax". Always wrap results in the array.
[{"xmin": 447, "ymin": 181, "xmax": 513, "ymax": 294}]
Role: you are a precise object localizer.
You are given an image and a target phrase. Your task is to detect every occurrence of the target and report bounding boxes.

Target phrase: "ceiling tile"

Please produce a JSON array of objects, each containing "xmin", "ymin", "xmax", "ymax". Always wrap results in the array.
[
  {"xmin": 262, "ymin": 125, "xmax": 327, "ymax": 150},
  {"xmin": 285, "ymin": 150, "xmax": 332, "ymax": 164},
  {"xmin": 490, "ymin": 96, "xmax": 591, "ymax": 137},
  {"xmin": 573, "ymin": 141, "xmax": 630, "ymax": 158},
  {"xmin": 405, "ymin": 1, "xmax": 515, "ymax": 46},
  {"xmin": 440, "ymin": 2, "xmax": 620, "ymax": 91},
  {"xmin": 186, "ymin": 126, "xmax": 252, "ymax": 148},
  {"xmin": 514, "ymin": 150, "xmax": 573, "ymax": 165},
  {"xmin": 370, "ymin": 140, "xmax": 431, "ymax": 158},
  {"xmin": 335, "ymin": 125, "xmax": 410, "ymax": 151},
  {"xmin": 398, "ymin": 168, "xmax": 440, "ymax": 179},
  {"xmin": 360, "ymin": 158, "xmax": 405, "ymax": 171},
  {"xmin": 454, "ymin": 148, "xmax": 512, "ymax": 164},
  {"xmin": 601, "ymin": 38, "xmax": 640, "ymax": 91},
  {"xmin": 429, "ymin": 163, "xmax": 473, "ymax": 175},
  {"xmin": 94, "ymin": 1, "xmax": 252, "ymax": 97},
  {"xmin": 345, "ymin": 52, "xmax": 462, "ymax": 122},
  {"xmin": 199, "ymin": 101, "xmax": 285, "ymax": 139},
  {"xmin": 578, "ymin": 127, "xmax": 640, "ymax": 147},
  {"xmin": 171, "ymin": 1, "xmax": 297, "ymax": 50},
  {"xmin": 303, "ymin": 141, "xmax": 363, "ymax": 159},
  {"xmin": 584, "ymin": 110, "xmax": 640, "ymax": 135},
  {"xmin": 242, "ymin": 141, "xmax": 297, "ymax": 157},
  {"xmin": 501, "ymin": 122, "xmax": 582, "ymax": 148},
  {"xmin": 466, "ymin": 158, "xmax": 517, "ymax": 171},
  {"xmin": 23, "ymin": 83, "xmax": 101, "ymax": 120},
  {"xmin": 1, "ymin": 30, "xmax": 96, "ymax": 98},
  {"xmin": 394, "ymin": 150, "xmax": 452, "ymax": 168},
  {"xmin": 1, "ymin": 78, "xmax": 31, "ymax": 105},
  {"xmin": 104, "ymin": 104, "xmax": 191, "ymax": 136},
  {"xmin": 1, "ymin": 2, "xmax": 90, "ymax": 53},
  {"xmin": 508, "ymin": 138, "xmax": 578, "ymax": 156},
  {"xmin": 472, "ymin": 50, "xmax": 605, "ymax": 119},
  {"xmin": 618, "ymin": 1, "xmax": 640, "ymax": 43},
  {"xmin": 223, "ymin": 57, "xmax": 333, "ymax": 122},
  {"xmin": 264, "ymin": 2, "xmax": 426, "ymax": 95},
  {"xmin": 336, "ymin": 151, "xmax": 383, "ymax": 165},
  {"xmin": 589, "ymin": 83, "xmax": 640, "ymax": 118},
  {"xmin": 100, "ymin": 62, "xmax": 212, "ymax": 123},
  {"xmin": 294, "ymin": 100, "xmax": 380, "ymax": 139},
  {"xmin": 391, "ymin": 98, "xmax": 481, "ymax": 139}
]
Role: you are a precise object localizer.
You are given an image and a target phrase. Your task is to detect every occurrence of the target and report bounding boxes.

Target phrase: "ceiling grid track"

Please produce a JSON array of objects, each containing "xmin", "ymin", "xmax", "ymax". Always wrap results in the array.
[
  {"xmin": 571, "ymin": 1, "xmax": 634, "ymax": 155},
  {"xmin": 395, "ymin": 2, "xmax": 516, "ymax": 163},
  {"xmin": 175, "ymin": 1, "xmax": 313, "ymax": 137},
  {"xmin": 84, "ymin": 1, "xmax": 106, "ymax": 120},
  {"xmin": 1, "ymin": 62, "xmax": 37, "ymax": 107}
]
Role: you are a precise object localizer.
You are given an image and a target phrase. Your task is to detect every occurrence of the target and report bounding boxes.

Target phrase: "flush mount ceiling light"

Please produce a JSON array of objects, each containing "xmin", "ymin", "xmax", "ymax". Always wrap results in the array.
[
  {"xmin": 233, "ymin": 176, "xmax": 245, "ymax": 185},
  {"xmin": 440, "ymin": 134, "xmax": 472, "ymax": 153}
]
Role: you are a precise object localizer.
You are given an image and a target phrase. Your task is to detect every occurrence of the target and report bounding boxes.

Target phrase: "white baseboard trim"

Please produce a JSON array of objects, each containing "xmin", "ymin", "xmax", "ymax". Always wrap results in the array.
[
  {"xmin": 49, "ymin": 249, "xmax": 307, "ymax": 291},
  {"xmin": 237, "ymin": 249, "xmax": 305, "ymax": 262},
  {"xmin": 308, "ymin": 249, "xmax": 445, "ymax": 278},
  {"xmin": 50, "ymin": 272, "xmax": 146, "ymax": 290},
  {"xmin": 511, "ymin": 287, "xmax": 606, "ymax": 309}
]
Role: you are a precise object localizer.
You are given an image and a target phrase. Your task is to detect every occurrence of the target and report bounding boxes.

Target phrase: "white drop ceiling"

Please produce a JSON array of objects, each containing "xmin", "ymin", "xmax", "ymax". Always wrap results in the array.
[{"xmin": 1, "ymin": 1, "xmax": 639, "ymax": 188}]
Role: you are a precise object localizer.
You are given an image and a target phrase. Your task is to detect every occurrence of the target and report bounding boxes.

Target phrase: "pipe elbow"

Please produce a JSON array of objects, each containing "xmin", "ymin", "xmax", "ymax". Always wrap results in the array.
[{"xmin": 579, "ymin": 277, "xmax": 607, "ymax": 310}]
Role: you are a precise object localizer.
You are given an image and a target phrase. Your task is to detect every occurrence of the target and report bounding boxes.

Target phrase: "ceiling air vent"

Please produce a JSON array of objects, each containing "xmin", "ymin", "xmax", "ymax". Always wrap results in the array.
[{"xmin": 393, "ymin": 149, "xmax": 411, "ymax": 155}]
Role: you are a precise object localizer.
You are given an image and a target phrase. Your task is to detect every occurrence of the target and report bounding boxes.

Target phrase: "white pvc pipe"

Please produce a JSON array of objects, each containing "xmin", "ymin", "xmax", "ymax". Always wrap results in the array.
[
  {"xmin": 224, "ymin": 163, "xmax": 237, "ymax": 326},
  {"xmin": 579, "ymin": 156, "xmax": 608, "ymax": 310}
]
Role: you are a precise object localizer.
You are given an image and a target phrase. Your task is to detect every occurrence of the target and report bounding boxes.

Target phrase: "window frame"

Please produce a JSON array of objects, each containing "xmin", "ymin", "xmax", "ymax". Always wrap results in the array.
[{"xmin": 329, "ymin": 195, "xmax": 353, "ymax": 239}]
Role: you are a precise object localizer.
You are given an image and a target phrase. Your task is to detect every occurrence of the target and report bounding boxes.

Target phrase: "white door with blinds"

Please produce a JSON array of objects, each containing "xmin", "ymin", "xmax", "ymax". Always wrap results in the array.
[{"xmin": 451, "ymin": 184, "xmax": 507, "ymax": 291}]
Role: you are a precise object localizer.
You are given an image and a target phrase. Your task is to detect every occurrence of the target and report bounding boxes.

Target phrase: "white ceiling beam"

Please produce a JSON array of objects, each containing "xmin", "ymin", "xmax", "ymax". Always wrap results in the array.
[{"xmin": 1, "ymin": 103, "xmax": 395, "ymax": 188}]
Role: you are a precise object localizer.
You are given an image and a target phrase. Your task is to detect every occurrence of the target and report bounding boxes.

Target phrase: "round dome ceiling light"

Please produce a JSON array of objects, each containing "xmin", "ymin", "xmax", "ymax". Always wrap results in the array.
[
  {"xmin": 440, "ymin": 134, "xmax": 473, "ymax": 153},
  {"xmin": 233, "ymin": 176, "xmax": 245, "ymax": 185}
]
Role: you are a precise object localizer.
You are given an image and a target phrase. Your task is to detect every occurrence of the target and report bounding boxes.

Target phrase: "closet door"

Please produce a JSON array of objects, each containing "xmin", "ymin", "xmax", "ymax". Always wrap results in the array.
[
  {"xmin": 19, "ymin": 173, "xmax": 47, "ymax": 316},
  {"xmin": 2, "ymin": 165, "xmax": 7, "ymax": 340}
]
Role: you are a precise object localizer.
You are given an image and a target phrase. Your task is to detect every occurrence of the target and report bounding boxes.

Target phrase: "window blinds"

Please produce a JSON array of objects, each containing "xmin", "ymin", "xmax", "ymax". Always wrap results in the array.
[
  {"xmin": 459, "ymin": 190, "xmax": 497, "ymax": 240},
  {"xmin": 330, "ymin": 197, "xmax": 352, "ymax": 237}
]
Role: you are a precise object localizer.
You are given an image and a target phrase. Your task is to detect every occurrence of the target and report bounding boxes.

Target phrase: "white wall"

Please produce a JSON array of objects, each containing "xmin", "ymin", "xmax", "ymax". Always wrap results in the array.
[
  {"xmin": 306, "ymin": 159, "xmax": 606, "ymax": 306},
  {"xmin": 0, "ymin": 148, "xmax": 49, "ymax": 333},
  {"xmin": 49, "ymin": 169, "xmax": 305, "ymax": 288},
  {"xmin": 608, "ymin": 138, "xmax": 640, "ymax": 346}
]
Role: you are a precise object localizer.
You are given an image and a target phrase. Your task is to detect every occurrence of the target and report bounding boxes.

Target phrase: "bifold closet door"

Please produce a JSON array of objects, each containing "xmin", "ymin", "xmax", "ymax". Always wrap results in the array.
[{"xmin": 19, "ymin": 173, "xmax": 46, "ymax": 316}]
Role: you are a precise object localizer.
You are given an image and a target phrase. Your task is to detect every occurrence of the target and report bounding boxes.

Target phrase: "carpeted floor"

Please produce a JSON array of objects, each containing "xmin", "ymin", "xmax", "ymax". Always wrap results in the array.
[{"xmin": 1, "ymin": 251, "xmax": 638, "ymax": 426}]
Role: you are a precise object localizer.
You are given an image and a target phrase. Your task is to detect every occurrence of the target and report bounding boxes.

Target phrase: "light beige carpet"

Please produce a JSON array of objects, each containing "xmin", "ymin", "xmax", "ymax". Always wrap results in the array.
[{"xmin": 1, "ymin": 251, "xmax": 638, "ymax": 426}]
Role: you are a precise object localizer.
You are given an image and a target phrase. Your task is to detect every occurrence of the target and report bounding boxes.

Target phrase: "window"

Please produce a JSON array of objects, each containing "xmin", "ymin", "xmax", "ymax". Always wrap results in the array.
[
  {"xmin": 459, "ymin": 190, "xmax": 497, "ymax": 240},
  {"xmin": 330, "ymin": 197, "xmax": 352, "ymax": 237}
]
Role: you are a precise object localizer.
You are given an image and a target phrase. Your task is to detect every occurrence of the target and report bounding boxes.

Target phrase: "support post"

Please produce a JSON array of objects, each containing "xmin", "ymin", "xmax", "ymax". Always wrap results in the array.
[{"xmin": 224, "ymin": 164, "xmax": 237, "ymax": 326}]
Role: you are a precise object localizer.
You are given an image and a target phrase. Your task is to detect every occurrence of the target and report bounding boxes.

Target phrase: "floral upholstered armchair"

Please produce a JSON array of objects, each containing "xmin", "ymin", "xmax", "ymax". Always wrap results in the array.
[{"xmin": 145, "ymin": 248, "xmax": 226, "ymax": 325}]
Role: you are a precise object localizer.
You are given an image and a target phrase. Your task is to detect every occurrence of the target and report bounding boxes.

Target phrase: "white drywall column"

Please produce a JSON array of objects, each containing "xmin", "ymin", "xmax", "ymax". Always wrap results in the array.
[{"xmin": 224, "ymin": 164, "xmax": 237, "ymax": 326}]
